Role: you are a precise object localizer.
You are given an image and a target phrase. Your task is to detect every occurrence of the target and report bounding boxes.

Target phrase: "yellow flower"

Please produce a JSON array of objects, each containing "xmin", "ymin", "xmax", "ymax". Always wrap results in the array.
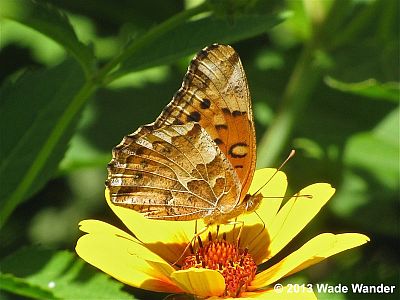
[{"xmin": 76, "ymin": 168, "xmax": 369, "ymax": 299}]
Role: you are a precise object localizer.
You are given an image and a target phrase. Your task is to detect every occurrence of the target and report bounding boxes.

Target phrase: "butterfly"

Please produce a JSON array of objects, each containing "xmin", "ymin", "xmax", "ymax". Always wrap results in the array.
[{"xmin": 106, "ymin": 44, "xmax": 262, "ymax": 227}]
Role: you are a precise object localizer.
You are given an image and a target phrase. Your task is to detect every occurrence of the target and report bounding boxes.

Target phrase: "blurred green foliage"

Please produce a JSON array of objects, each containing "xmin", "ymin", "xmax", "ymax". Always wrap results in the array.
[{"xmin": 0, "ymin": 0, "xmax": 398, "ymax": 299}]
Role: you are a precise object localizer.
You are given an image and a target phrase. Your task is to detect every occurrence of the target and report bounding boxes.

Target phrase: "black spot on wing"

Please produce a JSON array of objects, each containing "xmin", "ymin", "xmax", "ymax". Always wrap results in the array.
[
  {"xmin": 221, "ymin": 108, "xmax": 246, "ymax": 117},
  {"xmin": 200, "ymin": 98, "xmax": 211, "ymax": 109},
  {"xmin": 172, "ymin": 119, "xmax": 184, "ymax": 125},
  {"xmin": 222, "ymin": 108, "xmax": 231, "ymax": 115},
  {"xmin": 215, "ymin": 124, "xmax": 228, "ymax": 130},
  {"xmin": 187, "ymin": 111, "xmax": 201, "ymax": 122},
  {"xmin": 136, "ymin": 147, "xmax": 146, "ymax": 155},
  {"xmin": 214, "ymin": 138, "xmax": 223, "ymax": 145},
  {"xmin": 232, "ymin": 110, "xmax": 246, "ymax": 117}
]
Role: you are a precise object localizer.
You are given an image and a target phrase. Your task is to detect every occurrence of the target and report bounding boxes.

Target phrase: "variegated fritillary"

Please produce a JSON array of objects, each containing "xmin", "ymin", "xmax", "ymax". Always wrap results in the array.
[{"xmin": 106, "ymin": 44, "xmax": 262, "ymax": 226}]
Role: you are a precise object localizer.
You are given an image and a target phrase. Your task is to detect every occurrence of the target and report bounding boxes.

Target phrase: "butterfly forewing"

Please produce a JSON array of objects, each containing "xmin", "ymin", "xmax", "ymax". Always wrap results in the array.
[
  {"xmin": 154, "ymin": 44, "xmax": 256, "ymax": 200},
  {"xmin": 107, "ymin": 122, "xmax": 241, "ymax": 220}
]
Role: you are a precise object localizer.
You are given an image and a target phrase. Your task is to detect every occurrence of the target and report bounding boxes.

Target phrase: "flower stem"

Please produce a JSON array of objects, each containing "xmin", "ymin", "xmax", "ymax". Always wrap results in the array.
[{"xmin": 256, "ymin": 42, "xmax": 322, "ymax": 167}]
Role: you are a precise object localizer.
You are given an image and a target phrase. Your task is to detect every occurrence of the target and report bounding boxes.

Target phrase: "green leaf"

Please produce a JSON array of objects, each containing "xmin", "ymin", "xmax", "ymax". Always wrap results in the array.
[
  {"xmin": 373, "ymin": 105, "xmax": 400, "ymax": 144},
  {"xmin": 0, "ymin": 274, "xmax": 56, "ymax": 299},
  {"xmin": 1, "ymin": 247, "xmax": 133, "ymax": 299},
  {"xmin": 345, "ymin": 107, "xmax": 399, "ymax": 190},
  {"xmin": 325, "ymin": 76, "xmax": 399, "ymax": 102},
  {"xmin": 345, "ymin": 131, "xmax": 398, "ymax": 190},
  {"xmin": 116, "ymin": 13, "xmax": 284, "ymax": 78},
  {"xmin": 331, "ymin": 107, "xmax": 399, "ymax": 235},
  {"xmin": 0, "ymin": 59, "xmax": 87, "ymax": 227},
  {"xmin": 344, "ymin": 106, "xmax": 399, "ymax": 189},
  {"xmin": 0, "ymin": 0, "xmax": 95, "ymax": 76}
]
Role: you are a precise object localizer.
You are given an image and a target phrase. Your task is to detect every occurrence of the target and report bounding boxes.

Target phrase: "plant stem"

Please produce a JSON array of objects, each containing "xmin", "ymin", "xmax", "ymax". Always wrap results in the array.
[
  {"xmin": 256, "ymin": 0, "xmax": 349, "ymax": 167},
  {"xmin": 95, "ymin": 2, "xmax": 209, "ymax": 84},
  {"xmin": 0, "ymin": 82, "xmax": 96, "ymax": 228}
]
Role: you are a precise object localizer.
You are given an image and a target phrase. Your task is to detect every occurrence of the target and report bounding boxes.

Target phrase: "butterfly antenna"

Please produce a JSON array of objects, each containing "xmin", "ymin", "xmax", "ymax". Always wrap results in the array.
[
  {"xmin": 269, "ymin": 191, "xmax": 303, "ymax": 241},
  {"xmin": 253, "ymin": 149, "xmax": 296, "ymax": 196}
]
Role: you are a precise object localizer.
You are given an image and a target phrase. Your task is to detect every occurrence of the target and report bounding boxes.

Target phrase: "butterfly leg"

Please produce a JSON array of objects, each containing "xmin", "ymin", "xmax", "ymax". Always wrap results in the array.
[
  {"xmin": 172, "ymin": 225, "xmax": 209, "ymax": 266},
  {"xmin": 192, "ymin": 219, "xmax": 198, "ymax": 250},
  {"xmin": 235, "ymin": 220, "xmax": 244, "ymax": 248},
  {"xmin": 223, "ymin": 219, "xmax": 244, "ymax": 248}
]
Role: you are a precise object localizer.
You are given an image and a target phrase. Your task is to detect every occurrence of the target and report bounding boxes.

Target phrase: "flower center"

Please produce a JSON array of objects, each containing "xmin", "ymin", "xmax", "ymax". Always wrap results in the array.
[{"xmin": 181, "ymin": 233, "xmax": 257, "ymax": 297}]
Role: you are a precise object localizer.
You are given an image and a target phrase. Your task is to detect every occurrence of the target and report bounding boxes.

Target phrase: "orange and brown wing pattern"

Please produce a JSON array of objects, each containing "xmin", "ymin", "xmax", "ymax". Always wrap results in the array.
[
  {"xmin": 106, "ymin": 122, "xmax": 241, "ymax": 221},
  {"xmin": 154, "ymin": 44, "xmax": 256, "ymax": 200}
]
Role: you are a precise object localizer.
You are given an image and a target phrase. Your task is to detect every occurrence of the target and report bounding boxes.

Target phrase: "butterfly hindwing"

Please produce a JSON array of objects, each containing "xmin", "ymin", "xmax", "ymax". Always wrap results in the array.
[{"xmin": 107, "ymin": 122, "xmax": 241, "ymax": 220}]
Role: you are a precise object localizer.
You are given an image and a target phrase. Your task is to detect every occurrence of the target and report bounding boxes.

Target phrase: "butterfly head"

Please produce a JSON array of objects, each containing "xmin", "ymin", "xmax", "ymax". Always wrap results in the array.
[
  {"xmin": 243, "ymin": 193, "xmax": 263, "ymax": 214},
  {"xmin": 203, "ymin": 192, "xmax": 264, "ymax": 226}
]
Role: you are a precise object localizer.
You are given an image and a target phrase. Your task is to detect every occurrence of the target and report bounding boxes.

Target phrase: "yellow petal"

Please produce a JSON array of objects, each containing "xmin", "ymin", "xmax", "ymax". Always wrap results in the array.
[
  {"xmin": 78, "ymin": 220, "xmax": 172, "ymax": 269},
  {"xmin": 266, "ymin": 183, "xmax": 335, "ymax": 261},
  {"xmin": 105, "ymin": 188, "xmax": 204, "ymax": 264},
  {"xmin": 285, "ymin": 233, "xmax": 370, "ymax": 276},
  {"xmin": 76, "ymin": 220, "xmax": 181, "ymax": 293},
  {"xmin": 78, "ymin": 219, "xmax": 133, "ymax": 239},
  {"xmin": 171, "ymin": 268, "xmax": 225, "ymax": 298},
  {"xmin": 250, "ymin": 233, "xmax": 370, "ymax": 289}
]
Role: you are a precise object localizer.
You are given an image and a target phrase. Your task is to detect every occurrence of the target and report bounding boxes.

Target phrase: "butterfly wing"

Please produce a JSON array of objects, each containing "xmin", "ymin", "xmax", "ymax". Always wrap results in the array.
[
  {"xmin": 107, "ymin": 123, "xmax": 241, "ymax": 220},
  {"xmin": 154, "ymin": 44, "xmax": 256, "ymax": 200}
]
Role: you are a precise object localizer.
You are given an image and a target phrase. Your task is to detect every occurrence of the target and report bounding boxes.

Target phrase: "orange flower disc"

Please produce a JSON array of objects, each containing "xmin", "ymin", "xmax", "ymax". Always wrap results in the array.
[{"xmin": 181, "ymin": 234, "xmax": 257, "ymax": 297}]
